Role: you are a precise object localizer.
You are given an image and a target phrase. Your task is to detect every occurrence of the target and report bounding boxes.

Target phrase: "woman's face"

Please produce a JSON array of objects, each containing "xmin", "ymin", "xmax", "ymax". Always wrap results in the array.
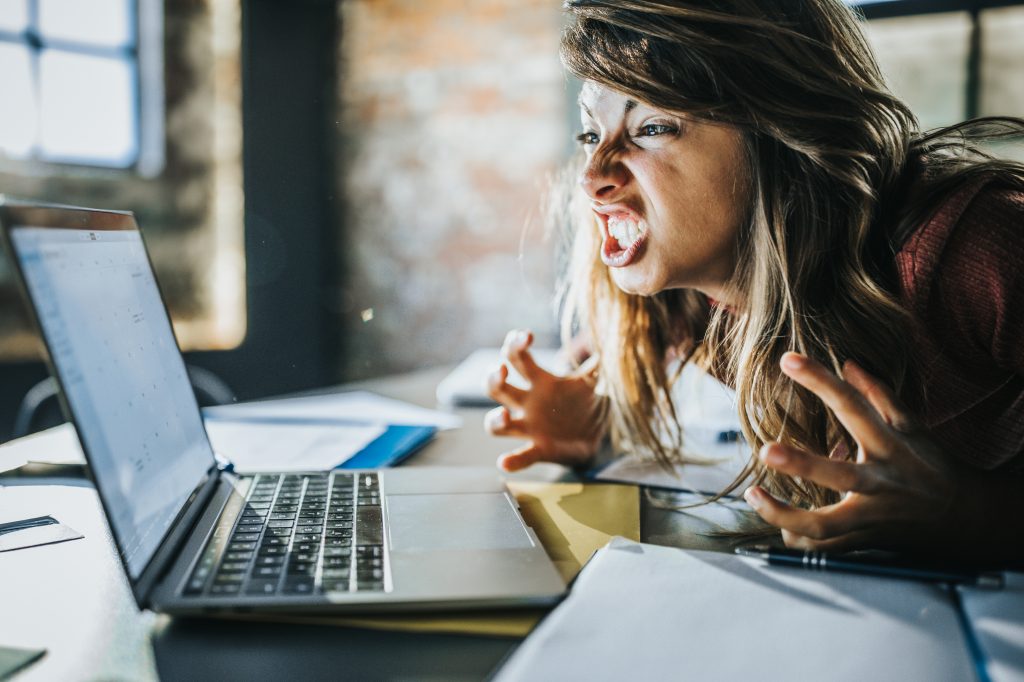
[{"xmin": 577, "ymin": 82, "xmax": 749, "ymax": 300}]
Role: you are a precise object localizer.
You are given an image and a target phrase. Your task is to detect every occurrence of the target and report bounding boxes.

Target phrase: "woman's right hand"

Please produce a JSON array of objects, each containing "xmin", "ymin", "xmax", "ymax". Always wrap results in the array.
[{"xmin": 484, "ymin": 329, "xmax": 607, "ymax": 472}]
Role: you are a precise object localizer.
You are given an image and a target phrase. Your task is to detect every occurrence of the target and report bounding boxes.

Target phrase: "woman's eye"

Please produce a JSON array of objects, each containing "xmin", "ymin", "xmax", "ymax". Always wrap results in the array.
[
  {"xmin": 575, "ymin": 131, "xmax": 599, "ymax": 146},
  {"xmin": 637, "ymin": 123, "xmax": 676, "ymax": 137}
]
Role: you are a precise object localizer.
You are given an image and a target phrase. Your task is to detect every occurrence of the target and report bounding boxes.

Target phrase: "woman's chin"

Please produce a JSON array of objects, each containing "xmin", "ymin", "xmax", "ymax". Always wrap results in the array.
[{"xmin": 610, "ymin": 268, "xmax": 662, "ymax": 297}]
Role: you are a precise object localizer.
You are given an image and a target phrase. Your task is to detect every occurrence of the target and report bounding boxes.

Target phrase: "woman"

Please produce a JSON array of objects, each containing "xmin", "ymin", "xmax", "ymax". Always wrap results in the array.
[{"xmin": 485, "ymin": 0, "xmax": 1024, "ymax": 563}]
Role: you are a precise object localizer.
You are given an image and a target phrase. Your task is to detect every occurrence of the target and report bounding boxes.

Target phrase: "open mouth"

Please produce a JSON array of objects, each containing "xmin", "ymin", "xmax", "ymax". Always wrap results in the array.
[{"xmin": 599, "ymin": 212, "xmax": 648, "ymax": 268}]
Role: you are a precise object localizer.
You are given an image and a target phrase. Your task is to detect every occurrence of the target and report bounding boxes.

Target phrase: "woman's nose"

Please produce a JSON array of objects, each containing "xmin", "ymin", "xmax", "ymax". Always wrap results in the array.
[{"xmin": 579, "ymin": 153, "xmax": 627, "ymax": 201}]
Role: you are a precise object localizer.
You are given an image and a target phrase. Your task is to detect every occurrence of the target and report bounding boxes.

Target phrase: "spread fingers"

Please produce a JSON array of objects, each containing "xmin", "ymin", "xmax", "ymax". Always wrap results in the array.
[{"xmin": 485, "ymin": 364, "xmax": 528, "ymax": 407}]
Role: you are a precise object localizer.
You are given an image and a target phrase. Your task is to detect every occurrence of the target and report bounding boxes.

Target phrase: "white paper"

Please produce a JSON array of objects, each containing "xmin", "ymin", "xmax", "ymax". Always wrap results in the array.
[
  {"xmin": 435, "ymin": 347, "xmax": 567, "ymax": 407},
  {"xmin": 204, "ymin": 390, "xmax": 462, "ymax": 430},
  {"xmin": 496, "ymin": 538, "xmax": 974, "ymax": 681},
  {"xmin": 589, "ymin": 360, "xmax": 753, "ymax": 494},
  {"xmin": 595, "ymin": 444, "xmax": 752, "ymax": 495},
  {"xmin": 203, "ymin": 420, "xmax": 385, "ymax": 473},
  {"xmin": 958, "ymin": 571, "xmax": 1024, "ymax": 682},
  {"xmin": 0, "ymin": 423, "xmax": 85, "ymax": 468},
  {"xmin": 0, "ymin": 418, "xmax": 387, "ymax": 473}
]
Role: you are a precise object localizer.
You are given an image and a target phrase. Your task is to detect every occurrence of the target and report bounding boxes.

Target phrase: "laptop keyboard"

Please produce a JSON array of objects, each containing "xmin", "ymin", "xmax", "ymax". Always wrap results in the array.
[{"xmin": 183, "ymin": 472, "xmax": 386, "ymax": 598}]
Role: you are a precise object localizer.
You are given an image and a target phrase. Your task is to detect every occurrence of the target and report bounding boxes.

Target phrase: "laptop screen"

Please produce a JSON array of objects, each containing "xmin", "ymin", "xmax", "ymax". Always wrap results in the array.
[{"xmin": 10, "ymin": 225, "xmax": 215, "ymax": 579}]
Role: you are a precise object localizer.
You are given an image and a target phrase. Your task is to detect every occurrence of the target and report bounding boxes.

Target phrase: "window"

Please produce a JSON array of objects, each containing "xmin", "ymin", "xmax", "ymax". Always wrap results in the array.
[
  {"xmin": 0, "ymin": 0, "xmax": 162, "ymax": 172},
  {"xmin": 0, "ymin": 0, "xmax": 244, "ymax": 362},
  {"xmin": 849, "ymin": 1, "xmax": 1024, "ymax": 164}
]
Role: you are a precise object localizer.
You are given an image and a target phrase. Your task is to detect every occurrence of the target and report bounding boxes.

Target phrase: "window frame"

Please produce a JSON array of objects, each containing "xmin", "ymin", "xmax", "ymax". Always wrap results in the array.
[
  {"xmin": 854, "ymin": 0, "xmax": 1024, "ymax": 20},
  {"xmin": 855, "ymin": 0, "xmax": 1024, "ymax": 120},
  {"xmin": 0, "ymin": 0, "xmax": 164, "ymax": 177}
]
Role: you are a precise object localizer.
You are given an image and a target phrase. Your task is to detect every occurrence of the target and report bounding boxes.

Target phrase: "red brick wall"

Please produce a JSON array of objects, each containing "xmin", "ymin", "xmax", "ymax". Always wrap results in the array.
[{"xmin": 336, "ymin": 0, "xmax": 569, "ymax": 378}]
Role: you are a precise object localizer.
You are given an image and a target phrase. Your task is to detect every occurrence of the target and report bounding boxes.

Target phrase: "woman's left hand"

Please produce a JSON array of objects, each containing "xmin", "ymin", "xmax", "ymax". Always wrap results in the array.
[{"xmin": 743, "ymin": 352, "xmax": 961, "ymax": 553}]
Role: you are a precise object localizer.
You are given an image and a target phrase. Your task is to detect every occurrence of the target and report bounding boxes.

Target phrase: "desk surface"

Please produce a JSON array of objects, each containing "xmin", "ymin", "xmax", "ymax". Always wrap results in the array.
[{"xmin": 0, "ymin": 366, "xmax": 753, "ymax": 682}]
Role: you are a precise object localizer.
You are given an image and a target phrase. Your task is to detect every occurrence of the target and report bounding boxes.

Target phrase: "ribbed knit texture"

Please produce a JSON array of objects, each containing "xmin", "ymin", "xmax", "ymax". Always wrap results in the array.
[{"xmin": 895, "ymin": 179, "xmax": 1024, "ymax": 471}]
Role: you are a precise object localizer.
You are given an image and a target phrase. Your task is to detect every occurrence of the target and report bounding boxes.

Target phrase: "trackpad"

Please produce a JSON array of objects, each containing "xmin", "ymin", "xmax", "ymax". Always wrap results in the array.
[{"xmin": 386, "ymin": 493, "xmax": 534, "ymax": 552}]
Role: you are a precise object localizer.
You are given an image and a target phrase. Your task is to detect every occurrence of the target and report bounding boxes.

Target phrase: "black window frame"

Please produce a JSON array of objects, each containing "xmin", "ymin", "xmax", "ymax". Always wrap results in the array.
[{"xmin": 855, "ymin": 0, "xmax": 1024, "ymax": 120}]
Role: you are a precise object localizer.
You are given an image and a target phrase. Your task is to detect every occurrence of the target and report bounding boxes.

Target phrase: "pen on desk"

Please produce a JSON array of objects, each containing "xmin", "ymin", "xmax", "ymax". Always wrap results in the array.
[
  {"xmin": 0, "ymin": 515, "xmax": 58, "ymax": 536},
  {"xmin": 735, "ymin": 545, "xmax": 1004, "ymax": 589}
]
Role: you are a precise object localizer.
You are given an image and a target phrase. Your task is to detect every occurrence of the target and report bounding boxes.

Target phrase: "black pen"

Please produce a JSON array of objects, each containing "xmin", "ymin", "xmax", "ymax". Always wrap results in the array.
[{"xmin": 735, "ymin": 545, "xmax": 1004, "ymax": 589}]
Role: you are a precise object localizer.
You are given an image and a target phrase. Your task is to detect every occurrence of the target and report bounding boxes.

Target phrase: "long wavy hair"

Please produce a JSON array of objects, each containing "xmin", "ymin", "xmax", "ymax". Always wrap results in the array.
[{"xmin": 557, "ymin": 0, "xmax": 1024, "ymax": 507}]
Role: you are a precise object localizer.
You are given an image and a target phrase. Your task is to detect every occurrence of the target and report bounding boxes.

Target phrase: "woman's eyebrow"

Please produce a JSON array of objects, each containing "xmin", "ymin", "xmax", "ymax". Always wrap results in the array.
[{"xmin": 578, "ymin": 99, "xmax": 639, "ymax": 118}]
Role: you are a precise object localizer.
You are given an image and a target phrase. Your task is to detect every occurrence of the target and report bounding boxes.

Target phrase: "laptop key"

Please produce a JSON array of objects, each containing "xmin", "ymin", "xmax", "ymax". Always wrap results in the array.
[
  {"xmin": 260, "ymin": 536, "xmax": 289, "ymax": 546},
  {"xmin": 214, "ymin": 573, "xmax": 244, "ymax": 585},
  {"xmin": 287, "ymin": 562, "xmax": 316, "ymax": 576},
  {"xmin": 258, "ymin": 545, "xmax": 287, "ymax": 556},
  {"xmin": 224, "ymin": 551, "xmax": 254, "ymax": 562},
  {"xmin": 356, "ymin": 508, "xmax": 383, "ymax": 545},
  {"xmin": 231, "ymin": 533, "xmax": 261, "ymax": 542},
  {"xmin": 210, "ymin": 583, "xmax": 242, "ymax": 595},
  {"xmin": 282, "ymin": 577, "xmax": 315, "ymax": 595},
  {"xmin": 323, "ymin": 547, "xmax": 351, "ymax": 557},
  {"xmin": 322, "ymin": 581, "xmax": 350, "ymax": 593},
  {"xmin": 321, "ymin": 568, "xmax": 350, "ymax": 580},
  {"xmin": 255, "ymin": 566, "xmax": 283, "ymax": 578},
  {"xmin": 245, "ymin": 579, "xmax": 279, "ymax": 595}
]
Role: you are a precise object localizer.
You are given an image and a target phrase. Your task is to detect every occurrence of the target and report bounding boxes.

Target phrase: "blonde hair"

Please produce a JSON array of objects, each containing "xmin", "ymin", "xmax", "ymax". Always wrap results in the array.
[{"xmin": 557, "ymin": 0, "xmax": 1024, "ymax": 507}]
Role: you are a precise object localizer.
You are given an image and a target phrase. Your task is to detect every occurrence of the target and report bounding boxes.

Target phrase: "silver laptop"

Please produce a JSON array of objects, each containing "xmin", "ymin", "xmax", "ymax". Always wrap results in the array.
[{"xmin": 0, "ymin": 199, "xmax": 564, "ymax": 615}]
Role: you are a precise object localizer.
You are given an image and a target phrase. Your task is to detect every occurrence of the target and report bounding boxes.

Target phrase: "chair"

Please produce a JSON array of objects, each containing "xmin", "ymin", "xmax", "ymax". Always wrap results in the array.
[{"xmin": 11, "ymin": 365, "xmax": 235, "ymax": 440}]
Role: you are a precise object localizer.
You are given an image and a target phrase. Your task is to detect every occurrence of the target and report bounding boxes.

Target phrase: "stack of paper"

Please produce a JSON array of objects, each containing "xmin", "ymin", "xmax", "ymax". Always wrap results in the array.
[{"xmin": 496, "ymin": 538, "xmax": 975, "ymax": 680}]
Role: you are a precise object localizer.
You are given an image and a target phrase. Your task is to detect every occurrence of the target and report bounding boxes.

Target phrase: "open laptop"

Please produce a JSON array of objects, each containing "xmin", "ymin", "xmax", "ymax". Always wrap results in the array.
[{"xmin": 0, "ymin": 199, "xmax": 565, "ymax": 615}]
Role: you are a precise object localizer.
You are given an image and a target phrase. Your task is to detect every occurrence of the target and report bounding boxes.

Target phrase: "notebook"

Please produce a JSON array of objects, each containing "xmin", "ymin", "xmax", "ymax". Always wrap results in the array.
[{"xmin": 0, "ymin": 198, "xmax": 564, "ymax": 614}]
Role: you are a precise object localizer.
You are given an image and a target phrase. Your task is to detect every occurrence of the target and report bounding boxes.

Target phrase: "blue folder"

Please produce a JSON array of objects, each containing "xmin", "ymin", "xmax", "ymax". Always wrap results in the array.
[{"xmin": 337, "ymin": 423, "xmax": 436, "ymax": 469}]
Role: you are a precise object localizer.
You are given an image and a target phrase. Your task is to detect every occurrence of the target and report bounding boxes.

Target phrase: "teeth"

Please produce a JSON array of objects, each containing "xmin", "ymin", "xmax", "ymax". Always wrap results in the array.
[{"xmin": 607, "ymin": 216, "xmax": 646, "ymax": 250}]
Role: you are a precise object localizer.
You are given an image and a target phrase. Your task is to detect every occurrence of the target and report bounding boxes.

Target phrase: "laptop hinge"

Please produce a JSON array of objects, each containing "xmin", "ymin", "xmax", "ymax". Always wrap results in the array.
[{"xmin": 133, "ymin": 465, "xmax": 225, "ymax": 607}]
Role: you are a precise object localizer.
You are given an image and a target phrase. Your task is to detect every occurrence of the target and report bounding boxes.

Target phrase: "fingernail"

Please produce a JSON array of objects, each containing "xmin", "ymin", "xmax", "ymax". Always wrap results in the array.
[
  {"xmin": 759, "ymin": 444, "xmax": 787, "ymax": 467},
  {"xmin": 781, "ymin": 353, "xmax": 805, "ymax": 371},
  {"xmin": 513, "ymin": 329, "xmax": 529, "ymax": 348},
  {"xmin": 743, "ymin": 486, "xmax": 762, "ymax": 508}
]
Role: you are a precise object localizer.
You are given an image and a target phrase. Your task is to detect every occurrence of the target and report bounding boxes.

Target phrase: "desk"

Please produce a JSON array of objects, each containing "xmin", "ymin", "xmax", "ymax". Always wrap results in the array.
[{"xmin": 0, "ymin": 366, "xmax": 753, "ymax": 681}]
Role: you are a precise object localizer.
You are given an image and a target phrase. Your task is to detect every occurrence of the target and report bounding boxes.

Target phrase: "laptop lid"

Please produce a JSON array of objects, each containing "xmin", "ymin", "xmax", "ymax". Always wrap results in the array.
[{"xmin": 0, "ymin": 199, "xmax": 220, "ymax": 602}]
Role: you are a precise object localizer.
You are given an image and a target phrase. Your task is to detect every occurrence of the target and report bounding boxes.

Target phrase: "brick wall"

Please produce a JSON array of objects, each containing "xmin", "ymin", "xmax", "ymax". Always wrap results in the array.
[{"xmin": 335, "ymin": 0, "xmax": 570, "ymax": 378}]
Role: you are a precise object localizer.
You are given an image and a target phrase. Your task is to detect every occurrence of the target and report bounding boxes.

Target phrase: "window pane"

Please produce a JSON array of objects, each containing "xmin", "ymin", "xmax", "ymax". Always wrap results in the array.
[
  {"xmin": 863, "ymin": 12, "xmax": 971, "ymax": 130},
  {"xmin": 0, "ymin": 43, "xmax": 36, "ymax": 158},
  {"xmin": 38, "ymin": 49, "xmax": 137, "ymax": 166},
  {"xmin": 38, "ymin": 0, "xmax": 133, "ymax": 49},
  {"xmin": 980, "ymin": 7, "xmax": 1024, "ymax": 164},
  {"xmin": 0, "ymin": 0, "xmax": 28, "ymax": 33}
]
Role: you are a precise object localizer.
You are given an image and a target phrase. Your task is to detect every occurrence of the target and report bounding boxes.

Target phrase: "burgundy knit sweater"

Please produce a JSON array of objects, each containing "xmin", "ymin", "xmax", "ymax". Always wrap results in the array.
[{"xmin": 895, "ymin": 178, "xmax": 1024, "ymax": 472}]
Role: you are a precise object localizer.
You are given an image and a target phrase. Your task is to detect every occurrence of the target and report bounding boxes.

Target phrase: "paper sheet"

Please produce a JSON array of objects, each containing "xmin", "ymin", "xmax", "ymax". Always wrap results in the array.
[
  {"xmin": 203, "ymin": 420, "xmax": 385, "ymax": 473},
  {"xmin": 0, "ymin": 423, "xmax": 85, "ymax": 469},
  {"xmin": 594, "ymin": 448, "xmax": 752, "ymax": 495},
  {"xmin": 0, "ymin": 419, "xmax": 386, "ymax": 473},
  {"xmin": 435, "ymin": 347, "xmax": 567, "ymax": 407},
  {"xmin": 231, "ymin": 482, "xmax": 640, "ymax": 637},
  {"xmin": 204, "ymin": 390, "xmax": 462, "ymax": 430},
  {"xmin": 593, "ymin": 361, "xmax": 752, "ymax": 494},
  {"xmin": 496, "ymin": 538, "xmax": 975, "ymax": 681}
]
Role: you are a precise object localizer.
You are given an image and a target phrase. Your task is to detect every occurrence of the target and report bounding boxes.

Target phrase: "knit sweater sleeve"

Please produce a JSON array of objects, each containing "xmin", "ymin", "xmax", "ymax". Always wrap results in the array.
[{"xmin": 931, "ymin": 185, "xmax": 1024, "ymax": 376}]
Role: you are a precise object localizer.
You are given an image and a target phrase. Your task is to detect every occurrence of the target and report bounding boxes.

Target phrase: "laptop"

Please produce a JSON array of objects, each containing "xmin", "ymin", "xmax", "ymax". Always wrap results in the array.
[{"xmin": 0, "ymin": 199, "xmax": 565, "ymax": 615}]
